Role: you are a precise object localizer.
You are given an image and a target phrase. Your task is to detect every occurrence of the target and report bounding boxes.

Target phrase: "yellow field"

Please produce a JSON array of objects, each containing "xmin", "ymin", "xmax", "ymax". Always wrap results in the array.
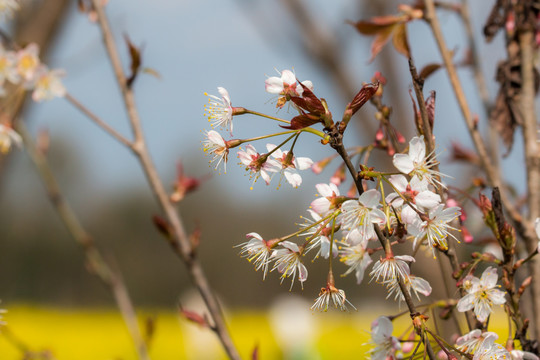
[{"xmin": 0, "ymin": 305, "xmax": 509, "ymax": 359}]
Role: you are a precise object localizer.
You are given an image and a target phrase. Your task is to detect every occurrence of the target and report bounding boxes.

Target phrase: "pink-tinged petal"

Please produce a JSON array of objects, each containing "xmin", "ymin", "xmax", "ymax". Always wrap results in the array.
[
  {"xmin": 408, "ymin": 136, "xmax": 426, "ymax": 163},
  {"xmin": 385, "ymin": 193, "xmax": 403, "ymax": 208},
  {"xmin": 409, "ymin": 176, "xmax": 429, "ymax": 191},
  {"xmin": 372, "ymin": 316, "xmax": 393, "ymax": 341},
  {"xmin": 359, "ymin": 189, "xmax": 381, "ymax": 208},
  {"xmin": 207, "ymin": 130, "xmax": 225, "ymax": 146},
  {"xmin": 370, "ymin": 208, "xmax": 387, "ymax": 224},
  {"xmin": 480, "ymin": 267, "xmax": 499, "ymax": 289},
  {"xmin": 393, "ymin": 153, "xmax": 414, "ymax": 174},
  {"xmin": 265, "ymin": 77, "xmax": 284, "ymax": 94},
  {"xmin": 263, "ymin": 159, "xmax": 282, "ymax": 173},
  {"xmin": 412, "ymin": 277, "xmax": 432, "ymax": 296},
  {"xmin": 298, "ymin": 263, "xmax": 308, "ymax": 282},
  {"xmin": 260, "ymin": 169, "xmax": 272, "ymax": 185},
  {"xmin": 457, "ymin": 293, "xmax": 475, "ymax": 312},
  {"xmin": 246, "ymin": 232, "xmax": 263, "ymax": 241},
  {"xmin": 346, "ymin": 228, "xmax": 369, "ymax": 247},
  {"xmin": 280, "ymin": 69, "xmax": 296, "ymax": 85},
  {"xmin": 401, "ymin": 205, "xmax": 420, "ymax": 225},
  {"xmin": 395, "ymin": 255, "xmax": 415, "ymax": 263},
  {"xmin": 295, "ymin": 156, "xmax": 313, "ymax": 170},
  {"xmin": 280, "ymin": 241, "xmax": 299, "ymax": 253},
  {"xmin": 341, "ymin": 199, "xmax": 360, "ymax": 213},
  {"xmin": 316, "ymin": 183, "xmax": 339, "ymax": 197},
  {"xmin": 389, "ymin": 175, "xmax": 408, "ymax": 192},
  {"xmin": 310, "ymin": 197, "xmax": 329, "ymax": 214},
  {"xmin": 415, "ymin": 191, "xmax": 441, "ymax": 209},
  {"xmin": 217, "ymin": 87, "xmax": 230, "ymax": 103},
  {"xmin": 284, "ymin": 169, "xmax": 302, "ymax": 188}
]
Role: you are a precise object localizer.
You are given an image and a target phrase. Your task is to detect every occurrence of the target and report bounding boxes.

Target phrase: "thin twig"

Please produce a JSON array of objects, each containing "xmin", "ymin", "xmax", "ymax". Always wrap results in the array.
[
  {"xmin": 65, "ymin": 93, "xmax": 133, "ymax": 148},
  {"xmin": 15, "ymin": 121, "xmax": 150, "ymax": 360},
  {"xmin": 89, "ymin": 1, "xmax": 239, "ymax": 358}
]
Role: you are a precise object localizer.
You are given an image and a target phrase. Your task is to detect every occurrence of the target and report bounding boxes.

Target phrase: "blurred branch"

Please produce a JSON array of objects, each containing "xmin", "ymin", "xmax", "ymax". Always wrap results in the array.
[
  {"xmin": 89, "ymin": 1, "xmax": 240, "ymax": 359},
  {"xmin": 15, "ymin": 121, "xmax": 150, "ymax": 360},
  {"xmin": 1, "ymin": 326, "xmax": 59, "ymax": 360}
]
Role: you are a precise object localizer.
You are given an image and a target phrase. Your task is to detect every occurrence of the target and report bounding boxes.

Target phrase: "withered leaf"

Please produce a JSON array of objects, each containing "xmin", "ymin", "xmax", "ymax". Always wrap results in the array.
[
  {"xmin": 124, "ymin": 34, "xmax": 142, "ymax": 88},
  {"xmin": 391, "ymin": 23, "xmax": 410, "ymax": 59},
  {"xmin": 419, "ymin": 63, "xmax": 442, "ymax": 80}
]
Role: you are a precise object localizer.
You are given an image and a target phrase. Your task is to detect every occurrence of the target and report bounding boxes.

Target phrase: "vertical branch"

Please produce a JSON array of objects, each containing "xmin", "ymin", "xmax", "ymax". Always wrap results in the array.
[
  {"xmin": 518, "ymin": 28, "xmax": 540, "ymax": 337},
  {"xmin": 16, "ymin": 122, "xmax": 150, "ymax": 360},
  {"xmin": 89, "ymin": 2, "xmax": 240, "ymax": 358}
]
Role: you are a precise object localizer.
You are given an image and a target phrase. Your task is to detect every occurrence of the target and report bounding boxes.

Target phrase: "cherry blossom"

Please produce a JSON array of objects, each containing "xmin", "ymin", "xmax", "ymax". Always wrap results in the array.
[
  {"xmin": 386, "ymin": 274, "xmax": 432, "ymax": 304},
  {"xmin": 369, "ymin": 255, "xmax": 414, "ymax": 284},
  {"xmin": 265, "ymin": 69, "xmax": 313, "ymax": 97},
  {"xmin": 339, "ymin": 238, "xmax": 372, "ymax": 284},
  {"xmin": 368, "ymin": 316, "xmax": 401, "ymax": 360},
  {"xmin": 392, "ymin": 135, "xmax": 445, "ymax": 187},
  {"xmin": 455, "ymin": 329, "xmax": 494, "ymax": 354},
  {"xmin": 385, "ymin": 174, "xmax": 440, "ymax": 210},
  {"xmin": 31, "ymin": 66, "xmax": 66, "ymax": 102},
  {"xmin": 238, "ymin": 232, "xmax": 273, "ymax": 280},
  {"xmin": 237, "ymin": 144, "xmax": 281, "ymax": 187},
  {"xmin": 311, "ymin": 284, "xmax": 355, "ymax": 312},
  {"xmin": 16, "ymin": 43, "xmax": 40, "ymax": 83},
  {"xmin": 271, "ymin": 241, "xmax": 308, "ymax": 290},
  {"xmin": 457, "ymin": 266, "xmax": 506, "ymax": 322},
  {"xmin": 266, "ymin": 144, "xmax": 313, "ymax": 188},
  {"xmin": 204, "ymin": 87, "xmax": 234, "ymax": 134},
  {"xmin": 302, "ymin": 210, "xmax": 338, "ymax": 259},
  {"xmin": 310, "ymin": 183, "xmax": 341, "ymax": 216},
  {"xmin": 340, "ymin": 189, "xmax": 386, "ymax": 242},
  {"xmin": 0, "ymin": 124, "xmax": 22, "ymax": 154},
  {"xmin": 202, "ymin": 130, "xmax": 229, "ymax": 173}
]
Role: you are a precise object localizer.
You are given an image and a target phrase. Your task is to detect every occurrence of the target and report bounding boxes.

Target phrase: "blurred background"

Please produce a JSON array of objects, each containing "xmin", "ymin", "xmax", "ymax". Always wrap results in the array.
[{"xmin": 0, "ymin": 0, "xmax": 532, "ymax": 358}]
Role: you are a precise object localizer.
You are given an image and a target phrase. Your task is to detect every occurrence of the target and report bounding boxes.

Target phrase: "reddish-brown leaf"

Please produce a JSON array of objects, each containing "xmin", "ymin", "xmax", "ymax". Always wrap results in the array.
[
  {"xmin": 369, "ymin": 25, "xmax": 396, "ymax": 62},
  {"xmin": 179, "ymin": 308, "xmax": 209, "ymax": 328},
  {"xmin": 280, "ymin": 113, "xmax": 321, "ymax": 130},
  {"xmin": 124, "ymin": 34, "xmax": 142, "ymax": 88},
  {"xmin": 391, "ymin": 23, "xmax": 410, "ymax": 58},
  {"xmin": 349, "ymin": 82, "xmax": 379, "ymax": 115},
  {"xmin": 425, "ymin": 91, "xmax": 436, "ymax": 130},
  {"xmin": 419, "ymin": 63, "xmax": 442, "ymax": 80}
]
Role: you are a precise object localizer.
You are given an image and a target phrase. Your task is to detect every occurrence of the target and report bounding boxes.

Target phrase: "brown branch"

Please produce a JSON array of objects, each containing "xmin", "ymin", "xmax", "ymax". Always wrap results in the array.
[
  {"xmin": 15, "ymin": 122, "xmax": 150, "ymax": 360},
  {"xmin": 89, "ymin": 1, "xmax": 239, "ymax": 358}
]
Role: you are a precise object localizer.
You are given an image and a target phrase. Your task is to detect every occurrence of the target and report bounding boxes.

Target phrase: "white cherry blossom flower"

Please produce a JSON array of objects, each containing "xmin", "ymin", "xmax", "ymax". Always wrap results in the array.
[
  {"xmin": 302, "ymin": 210, "xmax": 338, "ymax": 259},
  {"xmin": 392, "ymin": 135, "xmax": 445, "ymax": 187},
  {"xmin": 16, "ymin": 43, "xmax": 40, "ymax": 83},
  {"xmin": 238, "ymin": 144, "xmax": 281, "ymax": 188},
  {"xmin": 238, "ymin": 232, "xmax": 273, "ymax": 280},
  {"xmin": 266, "ymin": 144, "xmax": 313, "ymax": 188},
  {"xmin": 386, "ymin": 275, "xmax": 432, "ymax": 304},
  {"xmin": 457, "ymin": 266, "xmax": 506, "ymax": 323},
  {"xmin": 204, "ymin": 87, "xmax": 234, "ymax": 134},
  {"xmin": 0, "ymin": 0, "xmax": 19, "ymax": 18},
  {"xmin": 455, "ymin": 329, "xmax": 490, "ymax": 354},
  {"xmin": 265, "ymin": 69, "xmax": 313, "ymax": 97},
  {"xmin": 0, "ymin": 124, "xmax": 22, "ymax": 154},
  {"xmin": 385, "ymin": 175, "xmax": 440, "ymax": 210},
  {"xmin": 369, "ymin": 255, "xmax": 414, "ymax": 284},
  {"xmin": 340, "ymin": 189, "xmax": 386, "ymax": 242},
  {"xmin": 202, "ymin": 130, "xmax": 229, "ymax": 173},
  {"xmin": 271, "ymin": 241, "xmax": 308, "ymax": 290},
  {"xmin": 340, "ymin": 238, "xmax": 372, "ymax": 284},
  {"xmin": 311, "ymin": 284, "xmax": 355, "ymax": 312},
  {"xmin": 473, "ymin": 333, "xmax": 510, "ymax": 360},
  {"xmin": 368, "ymin": 316, "xmax": 401, "ymax": 360},
  {"xmin": 310, "ymin": 183, "xmax": 340, "ymax": 216},
  {"xmin": 407, "ymin": 204, "xmax": 461, "ymax": 257},
  {"xmin": 31, "ymin": 66, "xmax": 66, "ymax": 102}
]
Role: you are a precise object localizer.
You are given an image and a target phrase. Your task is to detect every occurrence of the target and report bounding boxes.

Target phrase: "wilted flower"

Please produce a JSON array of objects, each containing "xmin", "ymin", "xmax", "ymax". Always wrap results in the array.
[
  {"xmin": 457, "ymin": 266, "xmax": 506, "ymax": 322},
  {"xmin": 0, "ymin": 124, "xmax": 22, "ymax": 154},
  {"xmin": 31, "ymin": 66, "xmax": 66, "ymax": 102},
  {"xmin": 302, "ymin": 210, "xmax": 338, "ymax": 260},
  {"xmin": 204, "ymin": 87, "xmax": 234, "ymax": 134},
  {"xmin": 271, "ymin": 241, "xmax": 308, "ymax": 290},
  {"xmin": 392, "ymin": 135, "xmax": 445, "ymax": 187},
  {"xmin": 368, "ymin": 316, "xmax": 401, "ymax": 360},
  {"xmin": 311, "ymin": 283, "xmax": 355, "ymax": 312},
  {"xmin": 238, "ymin": 232, "xmax": 273, "ymax": 280},
  {"xmin": 340, "ymin": 238, "xmax": 372, "ymax": 284},
  {"xmin": 370, "ymin": 255, "xmax": 414, "ymax": 284}
]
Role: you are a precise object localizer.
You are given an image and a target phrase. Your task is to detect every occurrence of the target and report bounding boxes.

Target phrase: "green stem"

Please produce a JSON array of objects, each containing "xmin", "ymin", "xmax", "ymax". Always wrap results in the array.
[{"xmin": 244, "ymin": 109, "xmax": 290, "ymax": 124}]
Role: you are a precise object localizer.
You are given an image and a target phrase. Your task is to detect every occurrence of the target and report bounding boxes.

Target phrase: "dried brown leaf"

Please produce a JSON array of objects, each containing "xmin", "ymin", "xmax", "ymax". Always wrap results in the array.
[
  {"xmin": 391, "ymin": 23, "xmax": 410, "ymax": 58},
  {"xmin": 419, "ymin": 63, "xmax": 442, "ymax": 80},
  {"xmin": 124, "ymin": 34, "xmax": 142, "ymax": 88}
]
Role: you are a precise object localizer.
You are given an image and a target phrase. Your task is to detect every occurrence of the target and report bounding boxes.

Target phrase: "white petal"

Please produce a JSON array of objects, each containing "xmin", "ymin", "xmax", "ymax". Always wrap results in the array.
[
  {"xmin": 265, "ymin": 77, "xmax": 284, "ymax": 94},
  {"xmin": 280, "ymin": 69, "xmax": 296, "ymax": 85},
  {"xmin": 246, "ymin": 232, "xmax": 263, "ymax": 241},
  {"xmin": 408, "ymin": 136, "xmax": 426, "ymax": 163},
  {"xmin": 217, "ymin": 87, "xmax": 230, "ymax": 102},
  {"xmin": 295, "ymin": 156, "xmax": 313, "ymax": 170},
  {"xmin": 457, "ymin": 293, "xmax": 475, "ymax": 312},
  {"xmin": 393, "ymin": 153, "xmax": 414, "ymax": 174},
  {"xmin": 480, "ymin": 266, "xmax": 499, "ymax": 289},
  {"xmin": 389, "ymin": 175, "xmax": 408, "ymax": 192},
  {"xmin": 412, "ymin": 277, "xmax": 432, "ymax": 296},
  {"xmin": 284, "ymin": 169, "xmax": 302, "ymax": 188},
  {"xmin": 359, "ymin": 189, "xmax": 381, "ymax": 208},
  {"xmin": 298, "ymin": 263, "xmax": 308, "ymax": 282},
  {"xmin": 370, "ymin": 208, "xmax": 387, "ymax": 224},
  {"xmin": 280, "ymin": 241, "xmax": 299, "ymax": 253},
  {"xmin": 401, "ymin": 205, "xmax": 420, "ymax": 225},
  {"xmin": 415, "ymin": 191, "xmax": 441, "ymax": 209}
]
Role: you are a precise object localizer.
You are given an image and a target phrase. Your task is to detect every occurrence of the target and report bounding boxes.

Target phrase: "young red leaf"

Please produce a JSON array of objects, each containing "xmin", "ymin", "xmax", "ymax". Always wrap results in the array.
[
  {"xmin": 349, "ymin": 82, "xmax": 379, "ymax": 115},
  {"xmin": 179, "ymin": 308, "xmax": 209, "ymax": 328},
  {"xmin": 279, "ymin": 113, "xmax": 320, "ymax": 130}
]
